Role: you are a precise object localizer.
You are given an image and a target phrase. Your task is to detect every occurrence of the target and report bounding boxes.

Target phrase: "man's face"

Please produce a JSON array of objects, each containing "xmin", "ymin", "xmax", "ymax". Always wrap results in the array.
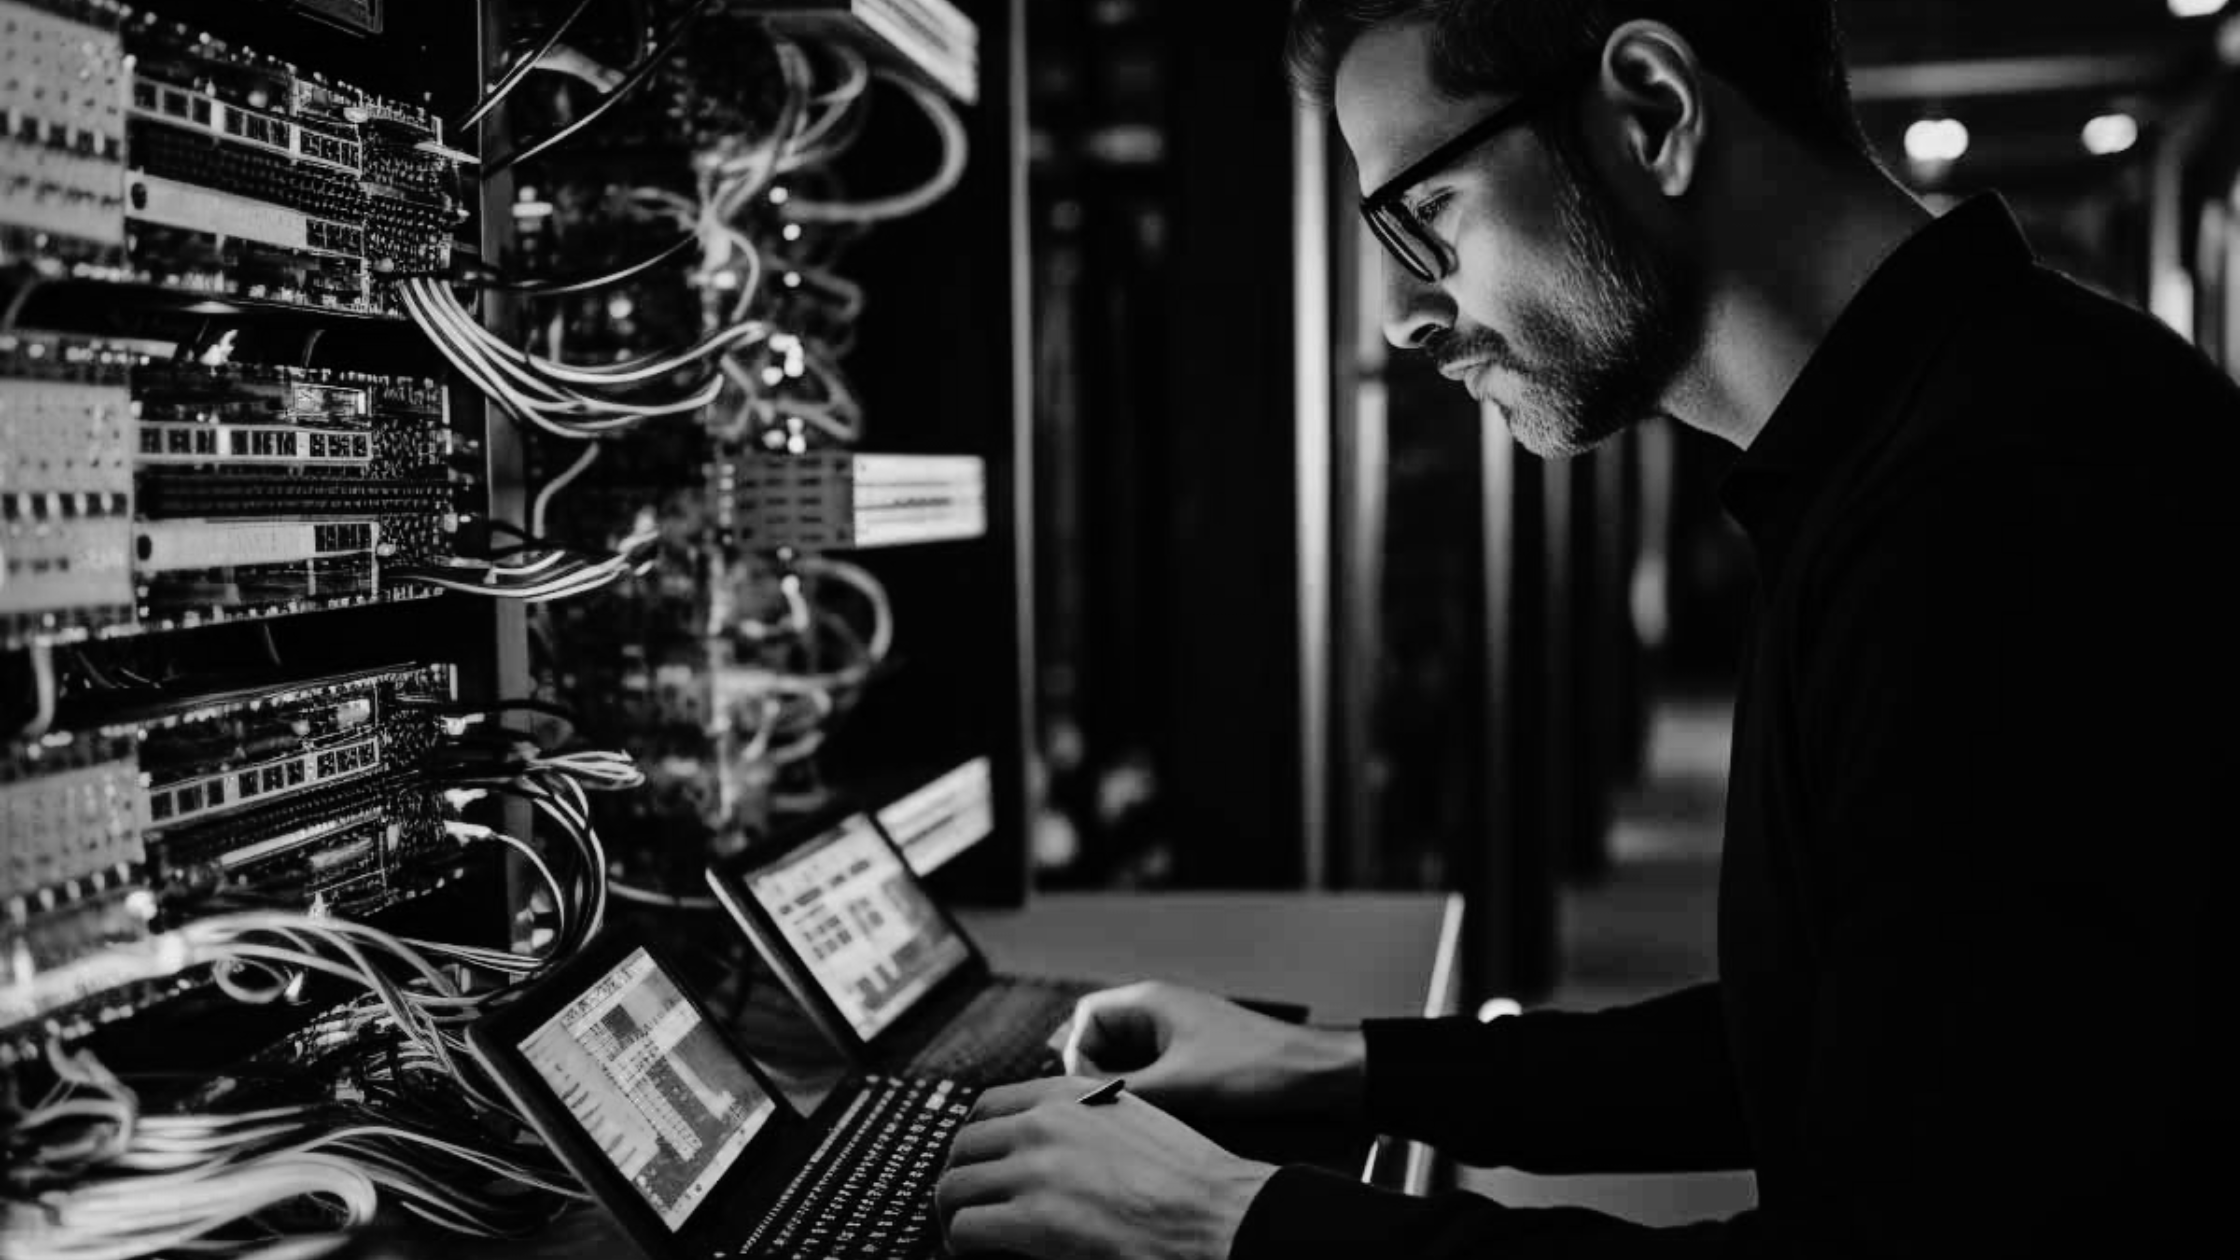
[{"xmin": 1336, "ymin": 20, "xmax": 1695, "ymax": 457}]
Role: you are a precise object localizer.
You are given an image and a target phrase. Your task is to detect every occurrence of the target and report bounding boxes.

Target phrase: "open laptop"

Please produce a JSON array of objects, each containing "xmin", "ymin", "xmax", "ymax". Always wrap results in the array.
[
  {"xmin": 468, "ymin": 926, "xmax": 974, "ymax": 1260},
  {"xmin": 704, "ymin": 811, "xmax": 1309, "ymax": 1088}
]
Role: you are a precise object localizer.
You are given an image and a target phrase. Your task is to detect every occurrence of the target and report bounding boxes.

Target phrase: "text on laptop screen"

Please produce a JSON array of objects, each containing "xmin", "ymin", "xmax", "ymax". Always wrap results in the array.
[
  {"xmin": 747, "ymin": 814, "xmax": 973, "ymax": 1039},
  {"xmin": 876, "ymin": 757, "xmax": 995, "ymax": 876},
  {"xmin": 520, "ymin": 947, "xmax": 777, "ymax": 1231}
]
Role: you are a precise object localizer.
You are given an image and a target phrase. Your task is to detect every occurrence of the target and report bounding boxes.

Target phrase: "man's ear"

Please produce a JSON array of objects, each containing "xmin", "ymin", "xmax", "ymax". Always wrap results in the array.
[{"xmin": 1598, "ymin": 20, "xmax": 1706, "ymax": 199}]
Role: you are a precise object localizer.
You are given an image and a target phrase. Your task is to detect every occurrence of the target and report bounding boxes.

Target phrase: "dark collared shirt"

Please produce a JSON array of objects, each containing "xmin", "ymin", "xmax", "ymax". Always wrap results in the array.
[{"xmin": 1233, "ymin": 197, "xmax": 2228, "ymax": 1256}]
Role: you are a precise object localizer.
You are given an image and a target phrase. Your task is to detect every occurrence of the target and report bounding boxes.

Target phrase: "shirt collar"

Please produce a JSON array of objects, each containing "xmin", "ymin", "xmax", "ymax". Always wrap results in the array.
[{"xmin": 1719, "ymin": 194, "xmax": 2037, "ymax": 567}]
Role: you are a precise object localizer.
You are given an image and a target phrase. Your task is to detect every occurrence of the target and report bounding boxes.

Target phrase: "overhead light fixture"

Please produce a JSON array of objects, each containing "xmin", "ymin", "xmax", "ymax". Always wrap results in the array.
[
  {"xmin": 1905, "ymin": 117, "xmax": 1971, "ymax": 164},
  {"xmin": 2083, "ymin": 113, "xmax": 2141, "ymax": 156},
  {"xmin": 2170, "ymin": 0, "xmax": 2228, "ymax": 18}
]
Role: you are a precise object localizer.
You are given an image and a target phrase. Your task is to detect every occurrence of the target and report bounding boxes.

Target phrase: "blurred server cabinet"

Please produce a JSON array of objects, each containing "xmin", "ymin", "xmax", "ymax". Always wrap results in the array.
[
  {"xmin": 1024, "ymin": 0, "xmax": 1643, "ymax": 977},
  {"xmin": 1027, "ymin": 0, "xmax": 1317, "ymax": 891},
  {"xmin": 1323, "ymin": 158, "xmax": 1648, "ymax": 1005}
]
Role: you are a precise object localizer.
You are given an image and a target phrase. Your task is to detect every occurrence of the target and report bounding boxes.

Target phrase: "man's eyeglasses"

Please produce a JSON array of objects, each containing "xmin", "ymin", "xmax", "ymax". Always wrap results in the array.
[{"xmin": 1360, "ymin": 92, "xmax": 1550, "ymax": 283}]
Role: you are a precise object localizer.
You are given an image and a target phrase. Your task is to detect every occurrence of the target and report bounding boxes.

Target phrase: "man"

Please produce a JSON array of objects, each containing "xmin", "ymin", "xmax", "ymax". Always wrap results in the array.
[{"xmin": 935, "ymin": 1, "xmax": 2224, "ymax": 1255}]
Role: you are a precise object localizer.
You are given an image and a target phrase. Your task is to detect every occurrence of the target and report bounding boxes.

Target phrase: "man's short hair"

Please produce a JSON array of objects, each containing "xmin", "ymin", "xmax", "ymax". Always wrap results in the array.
[{"xmin": 1287, "ymin": 0, "xmax": 1870, "ymax": 162}]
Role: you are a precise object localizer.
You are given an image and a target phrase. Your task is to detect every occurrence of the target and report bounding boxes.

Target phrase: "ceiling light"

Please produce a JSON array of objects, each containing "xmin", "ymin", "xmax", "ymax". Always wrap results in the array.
[
  {"xmin": 2170, "ymin": 0, "xmax": 2228, "ymax": 18},
  {"xmin": 2083, "ymin": 113, "xmax": 2140, "ymax": 156},
  {"xmin": 1905, "ymin": 118, "xmax": 1970, "ymax": 164}
]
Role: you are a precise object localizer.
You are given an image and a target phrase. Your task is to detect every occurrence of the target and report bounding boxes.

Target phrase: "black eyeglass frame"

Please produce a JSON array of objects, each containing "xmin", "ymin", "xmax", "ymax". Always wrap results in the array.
[{"xmin": 1359, "ymin": 91, "xmax": 1555, "ymax": 283}]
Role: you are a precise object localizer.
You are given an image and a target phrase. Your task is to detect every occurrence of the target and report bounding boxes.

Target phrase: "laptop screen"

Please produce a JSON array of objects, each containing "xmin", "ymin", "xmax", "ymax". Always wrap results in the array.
[
  {"xmin": 745, "ymin": 814, "xmax": 973, "ymax": 1040},
  {"xmin": 876, "ymin": 756, "xmax": 996, "ymax": 876},
  {"xmin": 519, "ymin": 946, "xmax": 779, "ymax": 1231}
]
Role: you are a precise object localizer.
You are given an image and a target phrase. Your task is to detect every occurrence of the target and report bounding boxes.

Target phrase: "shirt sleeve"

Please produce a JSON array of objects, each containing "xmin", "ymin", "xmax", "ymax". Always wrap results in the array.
[
  {"xmin": 1230, "ymin": 1166, "xmax": 1770, "ymax": 1259},
  {"xmin": 1361, "ymin": 985, "xmax": 1753, "ymax": 1174}
]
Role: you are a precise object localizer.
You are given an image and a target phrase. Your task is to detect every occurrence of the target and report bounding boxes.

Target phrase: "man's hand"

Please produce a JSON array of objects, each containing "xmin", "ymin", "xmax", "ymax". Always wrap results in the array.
[
  {"xmin": 1061, "ymin": 982, "xmax": 1366, "ymax": 1123},
  {"xmin": 934, "ymin": 1077, "xmax": 1277, "ymax": 1260}
]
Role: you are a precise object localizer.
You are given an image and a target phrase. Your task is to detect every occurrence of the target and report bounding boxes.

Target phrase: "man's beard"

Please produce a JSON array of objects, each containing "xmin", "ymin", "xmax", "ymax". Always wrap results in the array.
[{"xmin": 1439, "ymin": 126, "xmax": 1697, "ymax": 458}]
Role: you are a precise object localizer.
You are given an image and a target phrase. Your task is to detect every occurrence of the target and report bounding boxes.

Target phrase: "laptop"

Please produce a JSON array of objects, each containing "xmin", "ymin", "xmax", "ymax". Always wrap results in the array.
[
  {"xmin": 468, "ymin": 926, "xmax": 974, "ymax": 1260},
  {"xmin": 704, "ymin": 812, "xmax": 1309, "ymax": 1088}
]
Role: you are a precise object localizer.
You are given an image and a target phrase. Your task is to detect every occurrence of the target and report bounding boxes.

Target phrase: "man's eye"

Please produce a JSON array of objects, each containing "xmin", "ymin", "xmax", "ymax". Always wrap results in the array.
[{"xmin": 1409, "ymin": 190, "xmax": 1453, "ymax": 225}]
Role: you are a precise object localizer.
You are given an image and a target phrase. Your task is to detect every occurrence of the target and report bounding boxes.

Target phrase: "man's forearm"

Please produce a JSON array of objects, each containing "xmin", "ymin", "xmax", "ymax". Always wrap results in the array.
[{"xmin": 1283, "ymin": 1025, "xmax": 1367, "ymax": 1123}]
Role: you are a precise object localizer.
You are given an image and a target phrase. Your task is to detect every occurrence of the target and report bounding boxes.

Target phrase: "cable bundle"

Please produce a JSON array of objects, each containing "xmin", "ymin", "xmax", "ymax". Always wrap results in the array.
[
  {"xmin": 431, "ymin": 768, "xmax": 618, "ymax": 960},
  {"xmin": 431, "ymin": 8, "xmax": 972, "ymax": 892},
  {"xmin": 692, "ymin": 37, "xmax": 968, "ymax": 450},
  {"xmin": 1, "ymin": 911, "xmax": 599, "ymax": 1260},
  {"xmin": 724, "ymin": 555, "xmax": 893, "ymax": 710},
  {"xmin": 392, "ymin": 512, "xmax": 661, "ymax": 603},
  {"xmin": 397, "ymin": 276, "xmax": 766, "ymax": 441},
  {"xmin": 402, "ymin": 13, "xmax": 971, "ymax": 447},
  {"xmin": 4, "ymin": 1041, "xmax": 588, "ymax": 1260},
  {"xmin": 180, "ymin": 914, "xmax": 507, "ymax": 1102},
  {"xmin": 3, "ymin": 1148, "xmax": 383, "ymax": 1260},
  {"xmin": 709, "ymin": 554, "xmax": 895, "ymax": 818}
]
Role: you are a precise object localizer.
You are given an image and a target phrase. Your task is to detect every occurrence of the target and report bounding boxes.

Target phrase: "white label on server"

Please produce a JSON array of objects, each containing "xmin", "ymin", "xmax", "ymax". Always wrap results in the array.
[
  {"xmin": 136, "ymin": 521, "xmax": 379, "ymax": 571},
  {"xmin": 127, "ymin": 175, "xmax": 359, "ymax": 257}
]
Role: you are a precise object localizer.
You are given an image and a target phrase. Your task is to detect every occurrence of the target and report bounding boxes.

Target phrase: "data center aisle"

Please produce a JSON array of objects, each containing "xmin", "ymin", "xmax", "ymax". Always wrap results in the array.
[{"xmin": 1460, "ymin": 693, "xmax": 1761, "ymax": 1226}]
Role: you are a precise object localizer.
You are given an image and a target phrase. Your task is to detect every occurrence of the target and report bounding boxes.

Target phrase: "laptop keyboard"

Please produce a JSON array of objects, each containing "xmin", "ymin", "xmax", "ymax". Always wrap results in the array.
[
  {"xmin": 742, "ymin": 1075, "xmax": 976, "ymax": 1260},
  {"xmin": 909, "ymin": 981, "xmax": 1086, "ymax": 1083}
]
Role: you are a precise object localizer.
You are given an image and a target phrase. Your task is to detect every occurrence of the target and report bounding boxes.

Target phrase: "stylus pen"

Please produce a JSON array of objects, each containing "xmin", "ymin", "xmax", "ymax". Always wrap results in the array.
[{"xmin": 1076, "ymin": 1078, "xmax": 1126, "ymax": 1106}]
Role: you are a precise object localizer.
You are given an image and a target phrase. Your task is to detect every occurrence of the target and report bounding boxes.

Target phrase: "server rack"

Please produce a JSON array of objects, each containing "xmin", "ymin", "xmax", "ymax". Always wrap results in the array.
[{"xmin": 0, "ymin": 0, "xmax": 1031, "ymax": 1250}]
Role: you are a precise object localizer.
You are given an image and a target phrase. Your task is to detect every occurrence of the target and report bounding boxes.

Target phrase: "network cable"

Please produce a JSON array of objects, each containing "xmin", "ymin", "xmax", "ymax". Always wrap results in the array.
[
  {"xmin": 484, "ymin": 0, "xmax": 723, "ymax": 178},
  {"xmin": 454, "ymin": 0, "xmax": 608, "ymax": 132}
]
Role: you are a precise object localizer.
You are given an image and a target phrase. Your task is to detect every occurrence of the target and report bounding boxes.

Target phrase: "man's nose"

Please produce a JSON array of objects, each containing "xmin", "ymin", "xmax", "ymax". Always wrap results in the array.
[{"xmin": 1380, "ymin": 257, "xmax": 1452, "ymax": 352}]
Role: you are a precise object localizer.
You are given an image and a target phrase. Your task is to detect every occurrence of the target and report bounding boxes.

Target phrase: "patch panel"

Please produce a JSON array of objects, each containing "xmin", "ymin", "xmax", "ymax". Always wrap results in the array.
[
  {"xmin": 125, "ymin": 172, "xmax": 373, "ymax": 311},
  {"xmin": 136, "ymin": 423, "xmax": 377, "ymax": 467},
  {"xmin": 119, "ymin": 16, "xmax": 466, "ymax": 314},
  {"xmin": 0, "ymin": 332, "xmax": 139, "ymax": 646},
  {"xmin": 136, "ymin": 665, "xmax": 452, "ymax": 899},
  {"xmin": 135, "ymin": 474, "xmax": 451, "ymax": 517},
  {"xmin": 131, "ymin": 359, "xmax": 444, "ymax": 495},
  {"xmin": 1, "ymin": 330, "xmax": 456, "ymax": 646},
  {"xmin": 154, "ymin": 774, "xmax": 447, "ymax": 917},
  {"xmin": 132, "ymin": 517, "xmax": 378, "ymax": 567},
  {"xmin": 128, "ymin": 164, "xmax": 366, "ymax": 251},
  {"xmin": 129, "ymin": 78, "xmax": 365, "ymax": 175},
  {"xmin": 133, "ymin": 363, "xmax": 375, "ymax": 424},
  {"xmin": 1, "ymin": 663, "xmax": 461, "ymax": 1052},
  {"xmin": 126, "ymin": 352, "xmax": 454, "ymax": 629},
  {"xmin": 719, "ymin": 451, "xmax": 987, "ymax": 550},
  {"xmin": 0, "ymin": 0, "xmax": 131, "ymax": 268},
  {"xmin": 132, "ymin": 518, "xmax": 388, "ymax": 621},
  {"xmin": 134, "ymin": 518, "xmax": 374, "ymax": 568},
  {"xmin": 0, "ymin": 745, "xmax": 145, "ymax": 902},
  {"xmin": 146, "ymin": 734, "xmax": 379, "ymax": 830}
]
